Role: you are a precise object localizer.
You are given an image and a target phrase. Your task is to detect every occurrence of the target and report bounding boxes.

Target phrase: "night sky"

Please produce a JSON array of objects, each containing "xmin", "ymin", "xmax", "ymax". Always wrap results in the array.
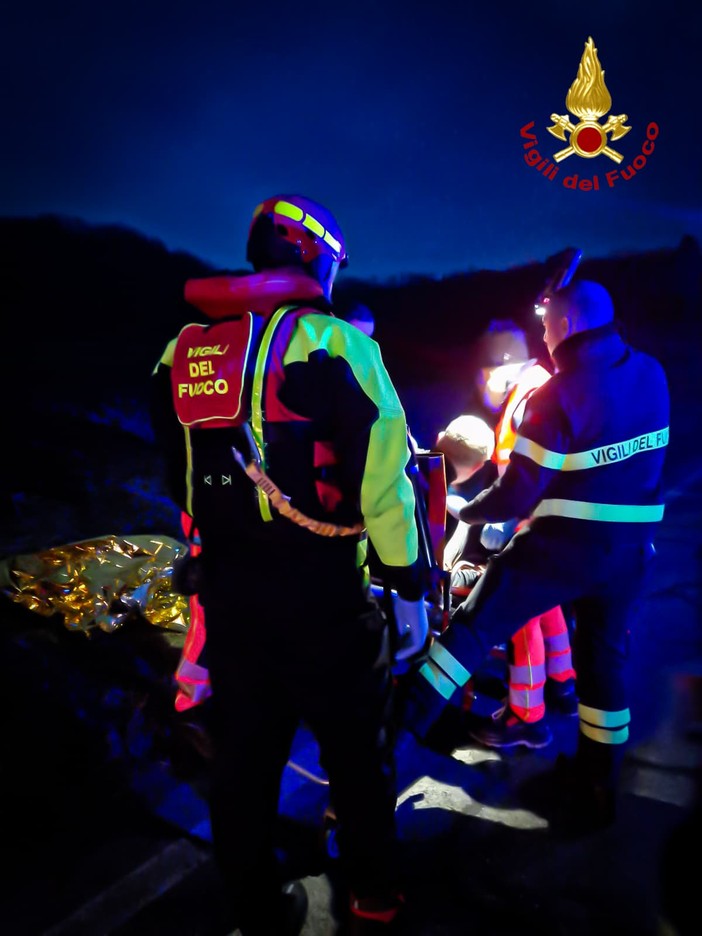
[{"xmin": 3, "ymin": 0, "xmax": 699, "ymax": 282}]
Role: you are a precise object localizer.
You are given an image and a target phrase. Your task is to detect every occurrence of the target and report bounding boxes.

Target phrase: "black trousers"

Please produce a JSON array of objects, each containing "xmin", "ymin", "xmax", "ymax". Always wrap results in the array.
[
  {"xmin": 447, "ymin": 525, "xmax": 653, "ymax": 780},
  {"xmin": 200, "ymin": 549, "xmax": 399, "ymax": 932}
]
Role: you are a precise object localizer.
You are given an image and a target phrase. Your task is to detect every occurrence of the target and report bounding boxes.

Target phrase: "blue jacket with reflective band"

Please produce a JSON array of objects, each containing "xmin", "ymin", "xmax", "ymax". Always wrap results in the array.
[{"xmin": 457, "ymin": 323, "xmax": 670, "ymax": 545}]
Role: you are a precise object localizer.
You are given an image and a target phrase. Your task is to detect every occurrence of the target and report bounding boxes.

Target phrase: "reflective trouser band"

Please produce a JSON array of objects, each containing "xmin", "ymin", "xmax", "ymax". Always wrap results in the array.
[
  {"xmin": 419, "ymin": 642, "xmax": 472, "ymax": 701},
  {"xmin": 513, "ymin": 427, "xmax": 669, "ymax": 470},
  {"xmin": 546, "ymin": 655, "xmax": 573, "ymax": 677},
  {"xmin": 418, "ymin": 660, "xmax": 460, "ymax": 701},
  {"xmin": 510, "ymin": 686, "xmax": 543, "ymax": 708},
  {"xmin": 580, "ymin": 722, "xmax": 629, "ymax": 744},
  {"xmin": 428, "ymin": 641, "xmax": 471, "ymax": 686},
  {"xmin": 579, "ymin": 703, "xmax": 630, "ymax": 745},
  {"xmin": 532, "ymin": 499, "xmax": 665, "ymax": 523},
  {"xmin": 174, "ymin": 657, "xmax": 212, "ymax": 712},
  {"xmin": 544, "ymin": 631, "xmax": 570, "ymax": 653},
  {"xmin": 510, "ymin": 663, "xmax": 546, "ymax": 687},
  {"xmin": 175, "ymin": 659, "xmax": 210, "ymax": 684}
]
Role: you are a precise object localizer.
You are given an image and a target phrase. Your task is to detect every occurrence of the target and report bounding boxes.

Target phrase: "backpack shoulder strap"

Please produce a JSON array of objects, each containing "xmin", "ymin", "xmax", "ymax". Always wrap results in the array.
[{"xmin": 249, "ymin": 303, "xmax": 305, "ymax": 462}]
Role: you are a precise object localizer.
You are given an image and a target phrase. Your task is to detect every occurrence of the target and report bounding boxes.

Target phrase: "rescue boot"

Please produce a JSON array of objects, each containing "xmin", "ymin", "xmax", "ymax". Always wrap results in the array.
[
  {"xmin": 468, "ymin": 704, "xmax": 553, "ymax": 750},
  {"xmin": 550, "ymin": 751, "xmax": 617, "ymax": 838},
  {"xmin": 541, "ymin": 735, "xmax": 620, "ymax": 837},
  {"xmin": 519, "ymin": 750, "xmax": 616, "ymax": 839}
]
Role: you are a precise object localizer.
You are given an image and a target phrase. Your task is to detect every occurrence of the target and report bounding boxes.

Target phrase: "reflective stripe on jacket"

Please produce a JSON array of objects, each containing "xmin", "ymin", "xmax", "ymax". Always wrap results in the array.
[{"xmin": 458, "ymin": 323, "xmax": 670, "ymax": 543}]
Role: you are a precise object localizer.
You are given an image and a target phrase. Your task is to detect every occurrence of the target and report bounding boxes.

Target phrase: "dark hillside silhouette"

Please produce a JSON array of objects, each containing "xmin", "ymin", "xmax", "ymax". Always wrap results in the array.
[{"xmin": 1, "ymin": 214, "xmax": 700, "ymax": 554}]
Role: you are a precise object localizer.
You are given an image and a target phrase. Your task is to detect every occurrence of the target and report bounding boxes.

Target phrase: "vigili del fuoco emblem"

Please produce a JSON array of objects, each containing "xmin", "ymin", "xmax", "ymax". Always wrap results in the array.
[{"xmin": 547, "ymin": 36, "xmax": 631, "ymax": 163}]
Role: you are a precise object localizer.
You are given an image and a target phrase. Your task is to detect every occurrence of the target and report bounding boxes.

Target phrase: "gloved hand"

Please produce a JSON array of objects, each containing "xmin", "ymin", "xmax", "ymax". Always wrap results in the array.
[
  {"xmin": 392, "ymin": 594, "xmax": 430, "ymax": 663},
  {"xmin": 445, "ymin": 493, "xmax": 469, "ymax": 520},
  {"xmin": 479, "ymin": 522, "xmax": 509, "ymax": 551},
  {"xmin": 479, "ymin": 519, "xmax": 518, "ymax": 552}
]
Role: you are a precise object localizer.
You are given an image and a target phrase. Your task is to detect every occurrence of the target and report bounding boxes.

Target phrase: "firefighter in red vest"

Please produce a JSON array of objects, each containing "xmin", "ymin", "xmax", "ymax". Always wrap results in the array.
[{"xmin": 151, "ymin": 194, "xmax": 428, "ymax": 934}]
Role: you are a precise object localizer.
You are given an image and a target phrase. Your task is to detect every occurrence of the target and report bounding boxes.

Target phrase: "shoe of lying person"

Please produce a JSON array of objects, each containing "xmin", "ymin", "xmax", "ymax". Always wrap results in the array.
[
  {"xmin": 468, "ymin": 705, "xmax": 553, "ymax": 750},
  {"xmin": 545, "ymin": 676, "xmax": 579, "ymax": 716}
]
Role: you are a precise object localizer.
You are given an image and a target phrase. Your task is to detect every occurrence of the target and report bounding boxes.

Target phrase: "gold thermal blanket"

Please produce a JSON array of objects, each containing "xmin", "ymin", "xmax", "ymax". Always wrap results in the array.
[{"xmin": 0, "ymin": 534, "xmax": 191, "ymax": 636}]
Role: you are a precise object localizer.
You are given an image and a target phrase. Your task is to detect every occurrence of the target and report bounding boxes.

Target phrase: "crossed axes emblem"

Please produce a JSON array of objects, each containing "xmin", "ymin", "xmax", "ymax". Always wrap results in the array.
[{"xmin": 547, "ymin": 113, "xmax": 631, "ymax": 163}]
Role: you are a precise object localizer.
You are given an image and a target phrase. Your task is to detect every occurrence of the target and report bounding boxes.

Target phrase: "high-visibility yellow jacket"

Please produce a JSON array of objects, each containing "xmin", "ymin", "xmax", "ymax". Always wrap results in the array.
[{"xmin": 150, "ymin": 270, "xmax": 425, "ymax": 599}]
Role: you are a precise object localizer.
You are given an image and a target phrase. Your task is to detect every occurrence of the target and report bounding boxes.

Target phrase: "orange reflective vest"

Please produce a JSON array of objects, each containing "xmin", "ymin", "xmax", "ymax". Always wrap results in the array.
[{"xmin": 492, "ymin": 361, "xmax": 551, "ymax": 472}]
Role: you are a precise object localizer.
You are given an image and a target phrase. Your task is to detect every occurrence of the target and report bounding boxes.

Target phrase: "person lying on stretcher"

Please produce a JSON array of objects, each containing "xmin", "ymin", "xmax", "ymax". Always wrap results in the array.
[{"xmin": 433, "ymin": 412, "xmax": 578, "ymax": 749}]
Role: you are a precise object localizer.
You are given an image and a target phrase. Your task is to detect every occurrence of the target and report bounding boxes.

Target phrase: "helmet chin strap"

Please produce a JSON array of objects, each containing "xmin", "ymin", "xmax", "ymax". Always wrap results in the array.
[{"xmin": 320, "ymin": 258, "xmax": 341, "ymax": 302}]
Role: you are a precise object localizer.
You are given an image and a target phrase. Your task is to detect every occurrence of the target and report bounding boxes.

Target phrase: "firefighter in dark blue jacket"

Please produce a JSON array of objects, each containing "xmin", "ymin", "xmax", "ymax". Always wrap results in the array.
[
  {"xmin": 151, "ymin": 194, "xmax": 429, "ymax": 934},
  {"xmin": 404, "ymin": 279, "xmax": 670, "ymax": 833}
]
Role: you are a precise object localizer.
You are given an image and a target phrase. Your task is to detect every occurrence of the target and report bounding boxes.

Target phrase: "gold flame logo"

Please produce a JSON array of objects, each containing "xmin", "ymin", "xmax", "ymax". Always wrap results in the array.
[{"xmin": 547, "ymin": 37, "xmax": 631, "ymax": 163}]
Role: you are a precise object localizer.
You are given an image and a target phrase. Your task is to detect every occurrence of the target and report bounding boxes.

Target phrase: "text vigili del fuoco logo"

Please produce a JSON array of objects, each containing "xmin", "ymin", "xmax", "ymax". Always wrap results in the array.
[{"xmin": 520, "ymin": 36, "xmax": 659, "ymax": 191}]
